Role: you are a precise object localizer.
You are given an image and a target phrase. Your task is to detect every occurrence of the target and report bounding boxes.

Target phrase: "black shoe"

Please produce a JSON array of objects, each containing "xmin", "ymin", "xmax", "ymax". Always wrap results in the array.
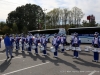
[
  {"xmin": 7, "ymin": 57, "xmax": 9, "ymax": 59},
  {"xmin": 11, "ymin": 56, "xmax": 14, "ymax": 58}
]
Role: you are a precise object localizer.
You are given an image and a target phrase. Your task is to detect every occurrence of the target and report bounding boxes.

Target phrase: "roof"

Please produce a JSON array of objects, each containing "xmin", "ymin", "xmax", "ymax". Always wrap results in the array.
[
  {"xmin": 68, "ymin": 27, "xmax": 100, "ymax": 30},
  {"xmin": 28, "ymin": 28, "xmax": 62, "ymax": 32}
]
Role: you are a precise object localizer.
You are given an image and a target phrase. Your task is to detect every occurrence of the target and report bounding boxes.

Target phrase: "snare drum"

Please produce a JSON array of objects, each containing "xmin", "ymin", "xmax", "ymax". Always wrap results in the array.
[
  {"xmin": 71, "ymin": 47, "xmax": 75, "ymax": 50},
  {"xmin": 59, "ymin": 45, "xmax": 64, "ymax": 49},
  {"xmin": 13, "ymin": 42, "xmax": 16, "ymax": 47},
  {"xmin": 32, "ymin": 45, "xmax": 36, "ymax": 49},
  {"xmin": 19, "ymin": 44, "xmax": 22, "ymax": 47},
  {"xmin": 76, "ymin": 47, "xmax": 81, "ymax": 51},
  {"xmin": 50, "ymin": 47, "xmax": 56, "ymax": 52},
  {"xmin": 25, "ymin": 44, "xmax": 29, "ymax": 48},
  {"xmin": 92, "ymin": 48, "xmax": 98, "ymax": 52},
  {"xmin": 40, "ymin": 46, "xmax": 44, "ymax": 51}
]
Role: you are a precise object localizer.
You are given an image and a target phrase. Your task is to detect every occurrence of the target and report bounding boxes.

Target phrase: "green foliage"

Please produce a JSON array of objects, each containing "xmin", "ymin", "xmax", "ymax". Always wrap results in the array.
[
  {"xmin": 6, "ymin": 4, "xmax": 44, "ymax": 32},
  {"xmin": 2, "ymin": 25, "xmax": 10, "ymax": 34},
  {"xmin": 69, "ymin": 24, "xmax": 77, "ymax": 28},
  {"xmin": 82, "ymin": 20, "xmax": 97, "ymax": 27},
  {"xmin": 12, "ymin": 22, "xmax": 18, "ymax": 33},
  {"xmin": 22, "ymin": 26, "xmax": 28, "ymax": 34}
]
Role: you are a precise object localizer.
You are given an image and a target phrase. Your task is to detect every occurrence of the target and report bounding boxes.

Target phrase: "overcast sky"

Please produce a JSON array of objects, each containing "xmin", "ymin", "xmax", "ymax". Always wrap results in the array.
[{"xmin": 0, "ymin": 0, "xmax": 100, "ymax": 24}]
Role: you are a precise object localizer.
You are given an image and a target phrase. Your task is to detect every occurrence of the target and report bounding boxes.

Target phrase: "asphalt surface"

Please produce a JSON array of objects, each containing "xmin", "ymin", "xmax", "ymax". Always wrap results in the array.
[{"xmin": 0, "ymin": 40, "xmax": 100, "ymax": 75}]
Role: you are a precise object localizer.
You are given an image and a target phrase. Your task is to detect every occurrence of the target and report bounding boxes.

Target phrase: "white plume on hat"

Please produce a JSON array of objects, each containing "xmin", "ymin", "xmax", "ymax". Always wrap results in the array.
[
  {"xmin": 73, "ymin": 32, "xmax": 78, "ymax": 36},
  {"xmin": 94, "ymin": 32, "xmax": 99, "ymax": 35}
]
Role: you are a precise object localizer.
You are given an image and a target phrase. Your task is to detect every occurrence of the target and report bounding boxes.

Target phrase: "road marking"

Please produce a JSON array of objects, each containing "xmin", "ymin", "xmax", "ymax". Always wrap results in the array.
[
  {"xmin": 0, "ymin": 53, "xmax": 4, "ymax": 54},
  {"xmin": 0, "ymin": 56, "xmax": 22, "ymax": 62},
  {"xmin": 2, "ymin": 62, "xmax": 49, "ymax": 75},
  {"xmin": 88, "ymin": 70, "xmax": 96, "ymax": 75}
]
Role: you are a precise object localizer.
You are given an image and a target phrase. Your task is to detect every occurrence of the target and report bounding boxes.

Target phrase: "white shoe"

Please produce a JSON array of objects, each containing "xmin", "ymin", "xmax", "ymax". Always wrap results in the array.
[
  {"xmin": 16, "ymin": 49, "xmax": 18, "ymax": 50},
  {"xmin": 44, "ymin": 54, "xmax": 47, "ymax": 55},
  {"xmin": 35, "ymin": 53, "xmax": 38, "ymax": 54},
  {"xmin": 96, "ymin": 60, "xmax": 99, "ymax": 63},
  {"xmin": 54, "ymin": 56, "xmax": 58, "ymax": 58},
  {"xmin": 73, "ymin": 56, "xmax": 76, "ymax": 58},
  {"xmin": 76, "ymin": 57, "xmax": 79, "ymax": 58},
  {"xmin": 28, "ymin": 51, "xmax": 31, "ymax": 53}
]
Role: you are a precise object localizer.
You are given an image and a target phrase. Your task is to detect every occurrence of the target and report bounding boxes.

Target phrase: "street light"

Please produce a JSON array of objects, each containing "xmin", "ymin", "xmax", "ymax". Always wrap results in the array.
[{"xmin": 43, "ymin": 8, "xmax": 47, "ymax": 29}]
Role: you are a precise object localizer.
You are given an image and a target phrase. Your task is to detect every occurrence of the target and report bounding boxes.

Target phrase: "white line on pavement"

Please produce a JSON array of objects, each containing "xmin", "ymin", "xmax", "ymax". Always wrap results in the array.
[
  {"xmin": 88, "ymin": 70, "xmax": 96, "ymax": 75},
  {"xmin": 2, "ymin": 62, "xmax": 49, "ymax": 75},
  {"xmin": 0, "ymin": 56, "xmax": 22, "ymax": 62},
  {"xmin": 0, "ymin": 53, "xmax": 4, "ymax": 54}
]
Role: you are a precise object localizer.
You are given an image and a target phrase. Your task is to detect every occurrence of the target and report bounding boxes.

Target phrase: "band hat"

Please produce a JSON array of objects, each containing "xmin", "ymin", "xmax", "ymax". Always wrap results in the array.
[
  {"xmin": 94, "ymin": 32, "xmax": 99, "ymax": 35},
  {"xmin": 74, "ymin": 32, "xmax": 78, "ymax": 36}
]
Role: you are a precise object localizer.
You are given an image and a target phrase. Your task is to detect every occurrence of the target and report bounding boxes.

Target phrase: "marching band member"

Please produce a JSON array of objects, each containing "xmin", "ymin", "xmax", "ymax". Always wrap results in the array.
[
  {"xmin": 28, "ymin": 33, "xmax": 33, "ymax": 52},
  {"xmin": 42, "ymin": 35, "xmax": 47, "ymax": 55},
  {"xmin": 45, "ymin": 35, "xmax": 49, "ymax": 48},
  {"xmin": 18, "ymin": 34, "xmax": 21, "ymax": 50},
  {"xmin": 15, "ymin": 34, "xmax": 20, "ymax": 50},
  {"xmin": 61, "ymin": 34, "xmax": 65, "ymax": 52},
  {"xmin": 26, "ymin": 34, "xmax": 29, "ymax": 44},
  {"xmin": 71, "ymin": 32, "xmax": 81, "ymax": 58},
  {"xmin": 92, "ymin": 32, "xmax": 100, "ymax": 62},
  {"xmin": 34, "ymin": 35, "xmax": 38, "ymax": 54},
  {"xmin": 63, "ymin": 34, "xmax": 67, "ymax": 45},
  {"xmin": 21, "ymin": 34, "xmax": 25, "ymax": 52},
  {"xmin": 71, "ymin": 33, "xmax": 74, "ymax": 39},
  {"xmin": 10, "ymin": 34, "xmax": 14, "ymax": 49},
  {"xmin": 52, "ymin": 34, "xmax": 59, "ymax": 57},
  {"xmin": 57, "ymin": 34, "xmax": 61, "ymax": 46}
]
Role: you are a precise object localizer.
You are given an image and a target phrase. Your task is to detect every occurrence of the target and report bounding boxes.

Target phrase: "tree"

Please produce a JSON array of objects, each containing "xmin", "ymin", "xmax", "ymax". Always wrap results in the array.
[
  {"xmin": 47, "ymin": 8, "xmax": 61, "ymax": 28},
  {"xmin": 12, "ymin": 22, "xmax": 18, "ymax": 33},
  {"xmin": 46, "ymin": 7, "xmax": 84, "ymax": 29},
  {"xmin": 22, "ymin": 26, "xmax": 28, "ymax": 34},
  {"xmin": 2, "ymin": 26, "xmax": 10, "ymax": 34},
  {"xmin": 71, "ymin": 7, "xmax": 84, "ymax": 27},
  {"xmin": 68, "ymin": 11, "xmax": 74, "ymax": 25},
  {"xmin": 6, "ymin": 4, "xmax": 44, "ymax": 32},
  {"xmin": 0, "ymin": 21, "xmax": 6, "ymax": 31},
  {"xmin": 63, "ymin": 8, "xmax": 69, "ymax": 26}
]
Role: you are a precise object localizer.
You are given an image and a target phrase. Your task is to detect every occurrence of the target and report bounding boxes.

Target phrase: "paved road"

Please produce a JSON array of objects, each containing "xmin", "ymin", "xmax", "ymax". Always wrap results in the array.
[{"xmin": 0, "ymin": 40, "xmax": 100, "ymax": 75}]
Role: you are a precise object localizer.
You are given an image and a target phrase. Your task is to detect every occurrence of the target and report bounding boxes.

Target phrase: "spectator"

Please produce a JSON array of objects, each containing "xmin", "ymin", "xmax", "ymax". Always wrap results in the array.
[{"xmin": 4, "ymin": 33, "xmax": 14, "ymax": 59}]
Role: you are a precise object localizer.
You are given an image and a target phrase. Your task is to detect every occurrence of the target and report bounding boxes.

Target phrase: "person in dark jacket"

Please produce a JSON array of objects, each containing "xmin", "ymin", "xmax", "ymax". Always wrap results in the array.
[{"xmin": 4, "ymin": 33, "xmax": 14, "ymax": 59}]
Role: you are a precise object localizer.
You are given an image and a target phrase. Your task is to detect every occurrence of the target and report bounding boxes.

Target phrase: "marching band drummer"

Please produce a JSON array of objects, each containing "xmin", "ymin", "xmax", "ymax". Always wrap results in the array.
[
  {"xmin": 71, "ymin": 32, "xmax": 81, "ymax": 58},
  {"xmin": 42, "ymin": 35, "xmax": 47, "ymax": 56},
  {"xmin": 63, "ymin": 34, "xmax": 67, "ymax": 45},
  {"xmin": 10, "ymin": 34, "xmax": 14, "ymax": 49},
  {"xmin": 60, "ymin": 34, "xmax": 65, "ymax": 52},
  {"xmin": 15, "ymin": 34, "xmax": 20, "ymax": 50},
  {"xmin": 21, "ymin": 34, "xmax": 26, "ymax": 52},
  {"xmin": 52, "ymin": 34, "xmax": 59, "ymax": 58},
  {"xmin": 92, "ymin": 32, "xmax": 100, "ymax": 62},
  {"xmin": 27, "ymin": 33, "xmax": 33, "ymax": 53},
  {"xmin": 34, "ymin": 35, "xmax": 38, "ymax": 54},
  {"xmin": 57, "ymin": 34, "xmax": 61, "ymax": 46}
]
